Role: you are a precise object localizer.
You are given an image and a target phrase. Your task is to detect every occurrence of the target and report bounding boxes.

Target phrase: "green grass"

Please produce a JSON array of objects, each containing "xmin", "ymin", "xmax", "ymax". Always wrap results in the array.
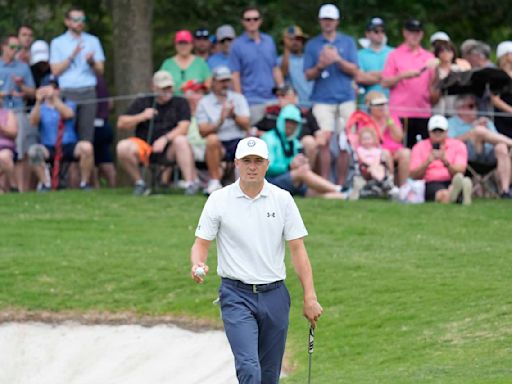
[{"xmin": 1, "ymin": 190, "xmax": 512, "ymax": 383}]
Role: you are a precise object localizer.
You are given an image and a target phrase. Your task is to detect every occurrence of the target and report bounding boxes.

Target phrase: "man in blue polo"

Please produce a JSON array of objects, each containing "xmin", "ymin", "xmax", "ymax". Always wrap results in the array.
[
  {"xmin": 50, "ymin": 6, "xmax": 105, "ymax": 144},
  {"xmin": 190, "ymin": 137, "xmax": 323, "ymax": 384},
  {"xmin": 356, "ymin": 17, "xmax": 394, "ymax": 99},
  {"xmin": 304, "ymin": 3, "xmax": 358, "ymax": 187},
  {"xmin": 229, "ymin": 6, "xmax": 284, "ymax": 125}
]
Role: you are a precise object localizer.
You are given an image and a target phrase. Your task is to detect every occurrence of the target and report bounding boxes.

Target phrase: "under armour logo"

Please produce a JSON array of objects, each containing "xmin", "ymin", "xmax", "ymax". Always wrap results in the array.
[{"xmin": 267, "ymin": 212, "xmax": 276, "ymax": 218}]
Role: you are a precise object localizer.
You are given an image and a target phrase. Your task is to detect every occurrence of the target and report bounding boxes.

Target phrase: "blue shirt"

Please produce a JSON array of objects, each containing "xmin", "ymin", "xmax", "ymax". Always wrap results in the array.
[
  {"xmin": 448, "ymin": 115, "xmax": 497, "ymax": 138},
  {"xmin": 304, "ymin": 32, "xmax": 358, "ymax": 104},
  {"xmin": 39, "ymin": 101, "xmax": 78, "ymax": 146},
  {"xmin": 278, "ymin": 54, "xmax": 313, "ymax": 108},
  {"xmin": 207, "ymin": 52, "xmax": 230, "ymax": 70},
  {"xmin": 50, "ymin": 31, "xmax": 105, "ymax": 89},
  {"xmin": 358, "ymin": 44, "xmax": 394, "ymax": 97},
  {"xmin": 0, "ymin": 58, "xmax": 35, "ymax": 110},
  {"xmin": 228, "ymin": 32, "xmax": 278, "ymax": 105}
]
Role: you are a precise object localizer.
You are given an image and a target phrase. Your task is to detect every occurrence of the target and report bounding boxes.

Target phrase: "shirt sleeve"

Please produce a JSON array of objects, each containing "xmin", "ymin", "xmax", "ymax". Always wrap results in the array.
[
  {"xmin": 345, "ymin": 38, "xmax": 359, "ymax": 66},
  {"xmin": 49, "ymin": 38, "xmax": 63, "ymax": 64},
  {"xmin": 234, "ymin": 93, "xmax": 250, "ymax": 117},
  {"xmin": 270, "ymin": 38, "xmax": 279, "ymax": 68},
  {"xmin": 92, "ymin": 36, "xmax": 106, "ymax": 62},
  {"xmin": 303, "ymin": 41, "xmax": 316, "ymax": 71},
  {"xmin": 228, "ymin": 42, "xmax": 241, "ymax": 73},
  {"xmin": 176, "ymin": 97, "xmax": 191, "ymax": 121},
  {"xmin": 283, "ymin": 194, "xmax": 308, "ymax": 241},
  {"xmin": 124, "ymin": 97, "xmax": 147, "ymax": 116},
  {"xmin": 453, "ymin": 140, "xmax": 468, "ymax": 166},
  {"xmin": 195, "ymin": 194, "xmax": 220, "ymax": 240},
  {"xmin": 381, "ymin": 51, "xmax": 397, "ymax": 79},
  {"xmin": 409, "ymin": 142, "xmax": 425, "ymax": 172}
]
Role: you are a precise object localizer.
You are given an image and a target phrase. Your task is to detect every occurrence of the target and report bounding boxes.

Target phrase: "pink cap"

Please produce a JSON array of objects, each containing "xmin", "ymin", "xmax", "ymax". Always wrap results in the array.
[{"xmin": 175, "ymin": 30, "xmax": 193, "ymax": 43}]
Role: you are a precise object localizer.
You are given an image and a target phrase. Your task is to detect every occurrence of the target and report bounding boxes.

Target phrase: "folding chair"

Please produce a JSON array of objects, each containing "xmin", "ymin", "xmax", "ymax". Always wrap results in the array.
[{"xmin": 466, "ymin": 161, "xmax": 499, "ymax": 198}]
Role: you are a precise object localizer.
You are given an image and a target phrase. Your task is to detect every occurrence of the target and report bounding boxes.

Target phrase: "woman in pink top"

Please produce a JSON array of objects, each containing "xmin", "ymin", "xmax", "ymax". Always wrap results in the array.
[
  {"xmin": 365, "ymin": 91, "xmax": 410, "ymax": 186},
  {"xmin": 0, "ymin": 107, "xmax": 19, "ymax": 193}
]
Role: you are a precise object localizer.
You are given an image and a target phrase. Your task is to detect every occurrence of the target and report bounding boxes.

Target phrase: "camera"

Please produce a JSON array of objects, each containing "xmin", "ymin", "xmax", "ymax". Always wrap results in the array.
[{"xmin": 432, "ymin": 143, "xmax": 440, "ymax": 150}]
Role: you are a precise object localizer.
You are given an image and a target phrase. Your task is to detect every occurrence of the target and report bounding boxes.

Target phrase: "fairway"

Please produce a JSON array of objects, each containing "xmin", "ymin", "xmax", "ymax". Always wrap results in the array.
[{"xmin": 1, "ymin": 190, "xmax": 511, "ymax": 383}]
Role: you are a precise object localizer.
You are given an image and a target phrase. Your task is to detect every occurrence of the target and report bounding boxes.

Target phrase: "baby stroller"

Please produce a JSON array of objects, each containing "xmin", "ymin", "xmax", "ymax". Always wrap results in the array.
[{"xmin": 343, "ymin": 111, "xmax": 397, "ymax": 199}]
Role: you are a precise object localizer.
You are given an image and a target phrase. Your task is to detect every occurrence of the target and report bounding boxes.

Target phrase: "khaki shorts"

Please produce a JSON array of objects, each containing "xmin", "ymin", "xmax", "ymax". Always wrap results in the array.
[{"xmin": 312, "ymin": 101, "xmax": 356, "ymax": 150}]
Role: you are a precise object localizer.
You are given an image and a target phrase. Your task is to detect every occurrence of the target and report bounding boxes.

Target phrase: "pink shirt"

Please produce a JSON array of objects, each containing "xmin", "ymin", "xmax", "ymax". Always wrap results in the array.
[
  {"xmin": 410, "ymin": 138, "xmax": 467, "ymax": 182},
  {"xmin": 382, "ymin": 44, "xmax": 434, "ymax": 118},
  {"xmin": 357, "ymin": 146, "xmax": 382, "ymax": 166},
  {"xmin": 380, "ymin": 115, "xmax": 404, "ymax": 154}
]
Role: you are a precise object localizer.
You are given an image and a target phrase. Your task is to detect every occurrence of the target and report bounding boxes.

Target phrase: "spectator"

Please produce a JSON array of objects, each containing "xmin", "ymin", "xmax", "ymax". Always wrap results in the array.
[
  {"xmin": 93, "ymin": 74, "xmax": 116, "ymax": 187},
  {"xmin": 279, "ymin": 25, "xmax": 313, "ymax": 108},
  {"xmin": 160, "ymin": 30, "xmax": 211, "ymax": 96},
  {"xmin": 429, "ymin": 31, "xmax": 450, "ymax": 49},
  {"xmin": 304, "ymin": 3, "xmax": 358, "ymax": 186},
  {"xmin": 463, "ymin": 41, "xmax": 493, "ymax": 69},
  {"xmin": 193, "ymin": 28, "xmax": 211, "ymax": 61},
  {"xmin": 16, "ymin": 25, "xmax": 34, "ymax": 64},
  {"xmin": 262, "ymin": 104, "xmax": 346, "ymax": 199},
  {"xmin": 356, "ymin": 17, "xmax": 394, "ymax": 98},
  {"xmin": 0, "ymin": 105, "xmax": 18, "ymax": 192},
  {"xmin": 229, "ymin": 5, "xmax": 284, "ymax": 124},
  {"xmin": 28, "ymin": 77, "xmax": 94, "ymax": 191},
  {"xmin": 429, "ymin": 40, "xmax": 464, "ymax": 116},
  {"xmin": 207, "ymin": 25, "xmax": 236, "ymax": 70},
  {"xmin": 1, "ymin": 34, "xmax": 36, "ymax": 192},
  {"xmin": 197, "ymin": 66, "xmax": 250, "ymax": 194},
  {"xmin": 365, "ymin": 91, "xmax": 410, "ymax": 186},
  {"xmin": 448, "ymin": 94, "xmax": 512, "ymax": 198},
  {"xmin": 255, "ymin": 85, "xmax": 321, "ymax": 170},
  {"xmin": 382, "ymin": 18, "xmax": 435, "ymax": 148},
  {"xmin": 116, "ymin": 71, "xmax": 198, "ymax": 196},
  {"xmin": 492, "ymin": 41, "xmax": 512, "ymax": 139},
  {"xmin": 410, "ymin": 114, "xmax": 471, "ymax": 204},
  {"xmin": 50, "ymin": 6, "xmax": 105, "ymax": 144},
  {"xmin": 30, "ymin": 40, "xmax": 51, "ymax": 89}
]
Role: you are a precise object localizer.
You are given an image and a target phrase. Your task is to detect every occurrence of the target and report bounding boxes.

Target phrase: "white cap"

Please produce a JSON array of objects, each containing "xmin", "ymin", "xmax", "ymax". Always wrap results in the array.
[
  {"xmin": 318, "ymin": 4, "xmax": 340, "ymax": 20},
  {"xmin": 497, "ymin": 41, "xmax": 512, "ymax": 59},
  {"xmin": 153, "ymin": 70, "xmax": 174, "ymax": 88},
  {"xmin": 30, "ymin": 40, "xmax": 49, "ymax": 65},
  {"xmin": 216, "ymin": 25, "xmax": 236, "ymax": 41},
  {"xmin": 430, "ymin": 31, "xmax": 450, "ymax": 44},
  {"xmin": 235, "ymin": 137, "xmax": 269, "ymax": 160},
  {"xmin": 428, "ymin": 115, "xmax": 449, "ymax": 131}
]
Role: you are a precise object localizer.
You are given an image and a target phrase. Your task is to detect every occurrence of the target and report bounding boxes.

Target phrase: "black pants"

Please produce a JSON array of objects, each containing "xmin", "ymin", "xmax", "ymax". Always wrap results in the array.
[{"xmin": 400, "ymin": 117, "xmax": 429, "ymax": 148}]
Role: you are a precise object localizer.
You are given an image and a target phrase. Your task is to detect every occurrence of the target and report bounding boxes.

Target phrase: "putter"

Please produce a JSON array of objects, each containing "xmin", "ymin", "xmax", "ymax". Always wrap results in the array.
[{"xmin": 308, "ymin": 325, "xmax": 314, "ymax": 384}]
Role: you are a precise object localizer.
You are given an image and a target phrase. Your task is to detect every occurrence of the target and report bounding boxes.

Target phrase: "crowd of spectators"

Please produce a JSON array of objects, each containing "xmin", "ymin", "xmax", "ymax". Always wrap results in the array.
[{"xmin": 2, "ymin": 4, "xmax": 512, "ymax": 203}]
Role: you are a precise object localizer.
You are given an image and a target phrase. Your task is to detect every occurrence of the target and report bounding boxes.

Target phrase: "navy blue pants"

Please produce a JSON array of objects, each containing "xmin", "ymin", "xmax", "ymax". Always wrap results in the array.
[{"xmin": 220, "ymin": 278, "xmax": 291, "ymax": 384}]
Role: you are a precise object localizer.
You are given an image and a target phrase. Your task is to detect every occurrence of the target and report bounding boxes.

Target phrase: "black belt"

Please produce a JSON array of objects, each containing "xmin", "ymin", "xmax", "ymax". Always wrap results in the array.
[{"xmin": 222, "ymin": 278, "xmax": 283, "ymax": 293}]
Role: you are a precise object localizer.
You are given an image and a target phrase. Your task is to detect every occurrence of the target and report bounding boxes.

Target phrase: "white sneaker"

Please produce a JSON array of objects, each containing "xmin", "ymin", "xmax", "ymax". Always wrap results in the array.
[{"xmin": 205, "ymin": 179, "xmax": 222, "ymax": 195}]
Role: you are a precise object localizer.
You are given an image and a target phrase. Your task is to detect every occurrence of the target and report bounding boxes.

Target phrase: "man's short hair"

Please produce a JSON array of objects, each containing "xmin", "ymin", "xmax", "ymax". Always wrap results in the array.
[
  {"xmin": 17, "ymin": 24, "xmax": 34, "ymax": 34},
  {"xmin": 65, "ymin": 6, "xmax": 85, "ymax": 18},
  {"xmin": 1, "ymin": 34, "xmax": 18, "ymax": 46},
  {"xmin": 467, "ymin": 42, "xmax": 491, "ymax": 59},
  {"xmin": 241, "ymin": 5, "xmax": 261, "ymax": 18},
  {"xmin": 455, "ymin": 94, "xmax": 476, "ymax": 108}
]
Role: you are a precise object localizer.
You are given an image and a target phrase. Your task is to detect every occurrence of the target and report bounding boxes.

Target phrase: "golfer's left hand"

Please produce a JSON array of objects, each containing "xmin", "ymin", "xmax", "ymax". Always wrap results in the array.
[{"xmin": 304, "ymin": 298, "xmax": 323, "ymax": 328}]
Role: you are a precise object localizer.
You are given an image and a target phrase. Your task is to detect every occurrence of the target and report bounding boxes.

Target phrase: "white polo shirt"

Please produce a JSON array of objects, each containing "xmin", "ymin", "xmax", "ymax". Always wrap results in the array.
[{"xmin": 195, "ymin": 179, "xmax": 308, "ymax": 284}]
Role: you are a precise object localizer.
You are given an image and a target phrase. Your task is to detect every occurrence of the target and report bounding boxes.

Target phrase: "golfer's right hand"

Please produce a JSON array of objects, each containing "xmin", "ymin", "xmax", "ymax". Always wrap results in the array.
[
  {"xmin": 304, "ymin": 298, "xmax": 323, "ymax": 329},
  {"xmin": 191, "ymin": 263, "xmax": 209, "ymax": 284}
]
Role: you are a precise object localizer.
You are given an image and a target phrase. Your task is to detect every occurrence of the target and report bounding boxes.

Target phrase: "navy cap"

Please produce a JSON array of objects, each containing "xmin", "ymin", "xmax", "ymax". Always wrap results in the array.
[
  {"xmin": 404, "ymin": 18, "xmax": 423, "ymax": 31},
  {"xmin": 367, "ymin": 17, "xmax": 385, "ymax": 31}
]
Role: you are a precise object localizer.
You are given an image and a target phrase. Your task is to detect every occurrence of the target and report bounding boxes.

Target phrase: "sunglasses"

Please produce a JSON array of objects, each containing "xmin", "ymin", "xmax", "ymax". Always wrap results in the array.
[
  {"xmin": 371, "ymin": 29, "xmax": 385, "ymax": 34},
  {"xmin": 243, "ymin": 17, "xmax": 261, "ymax": 22},
  {"xmin": 194, "ymin": 36, "xmax": 209, "ymax": 40},
  {"xmin": 176, "ymin": 40, "xmax": 191, "ymax": 45},
  {"xmin": 220, "ymin": 38, "xmax": 233, "ymax": 43},
  {"xmin": 69, "ymin": 16, "xmax": 86, "ymax": 23},
  {"xmin": 462, "ymin": 103, "xmax": 476, "ymax": 109},
  {"xmin": 8, "ymin": 44, "xmax": 22, "ymax": 50}
]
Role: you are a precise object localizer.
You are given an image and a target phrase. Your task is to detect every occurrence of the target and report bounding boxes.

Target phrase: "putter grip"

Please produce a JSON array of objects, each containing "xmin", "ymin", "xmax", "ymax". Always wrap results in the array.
[{"xmin": 308, "ymin": 326, "xmax": 314, "ymax": 354}]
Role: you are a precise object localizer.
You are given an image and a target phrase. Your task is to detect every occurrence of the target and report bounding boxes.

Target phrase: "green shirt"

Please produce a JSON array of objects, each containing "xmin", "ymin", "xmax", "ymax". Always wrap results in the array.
[{"xmin": 160, "ymin": 56, "xmax": 211, "ymax": 95}]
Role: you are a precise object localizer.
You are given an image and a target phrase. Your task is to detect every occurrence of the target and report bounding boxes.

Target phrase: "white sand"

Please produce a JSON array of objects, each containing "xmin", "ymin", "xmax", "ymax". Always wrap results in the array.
[{"xmin": 0, "ymin": 322, "xmax": 237, "ymax": 384}]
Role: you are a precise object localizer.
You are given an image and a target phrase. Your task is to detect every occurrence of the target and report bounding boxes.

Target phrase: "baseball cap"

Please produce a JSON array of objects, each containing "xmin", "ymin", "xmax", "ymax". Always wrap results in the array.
[
  {"xmin": 235, "ymin": 137, "xmax": 269, "ymax": 160},
  {"xmin": 41, "ymin": 74, "xmax": 59, "ymax": 88},
  {"xmin": 30, "ymin": 40, "xmax": 49, "ymax": 65},
  {"xmin": 430, "ymin": 31, "xmax": 450, "ymax": 44},
  {"xmin": 212, "ymin": 66, "xmax": 232, "ymax": 80},
  {"xmin": 428, "ymin": 115, "xmax": 448, "ymax": 131},
  {"xmin": 194, "ymin": 28, "xmax": 209, "ymax": 38},
  {"xmin": 216, "ymin": 25, "xmax": 236, "ymax": 41},
  {"xmin": 283, "ymin": 25, "xmax": 307, "ymax": 39},
  {"xmin": 318, "ymin": 4, "xmax": 340, "ymax": 20},
  {"xmin": 153, "ymin": 70, "xmax": 174, "ymax": 88},
  {"xmin": 404, "ymin": 18, "xmax": 423, "ymax": 31},
  {"xmin": 367, "ymin": 17, "xmax": 385, "ymax": 31},
  {"xmin": 497, "ymin": 41, "xmax": 512, "ymax": 59},
  {"xmin": 175, "ymin": 30, "xmax": 193, "ymax": 43}
]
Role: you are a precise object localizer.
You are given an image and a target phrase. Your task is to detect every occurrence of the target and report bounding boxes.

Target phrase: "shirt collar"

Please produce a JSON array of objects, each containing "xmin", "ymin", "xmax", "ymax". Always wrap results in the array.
[{"xmin": 234, "ymin": 178, "xmax": 269, "ymax": 199}]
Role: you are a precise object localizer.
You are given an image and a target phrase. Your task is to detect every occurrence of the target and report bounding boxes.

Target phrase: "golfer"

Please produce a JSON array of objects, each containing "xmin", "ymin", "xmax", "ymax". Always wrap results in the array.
[{"xmin": 190, "ymin": 137, "xmax": 323, "ymax": 383}]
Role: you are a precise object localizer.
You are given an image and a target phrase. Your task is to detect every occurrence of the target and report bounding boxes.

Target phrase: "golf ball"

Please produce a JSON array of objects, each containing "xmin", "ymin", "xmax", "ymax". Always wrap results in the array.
[{"xmin": 195, "ymin": 267, "xmax": 205, "ymax": 277}]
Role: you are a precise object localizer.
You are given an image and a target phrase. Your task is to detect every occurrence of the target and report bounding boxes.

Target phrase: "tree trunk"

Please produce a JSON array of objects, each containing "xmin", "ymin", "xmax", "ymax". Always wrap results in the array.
[{"xmin": 111, "ymin": 0, "xmax": 153, "ymax": 185}]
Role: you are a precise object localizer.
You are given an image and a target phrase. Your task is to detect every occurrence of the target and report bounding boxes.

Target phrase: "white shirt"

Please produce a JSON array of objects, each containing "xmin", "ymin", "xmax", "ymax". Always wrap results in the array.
[{"xmin": 195, "ymin": 179, "xmax": 308, "ymax": 284}]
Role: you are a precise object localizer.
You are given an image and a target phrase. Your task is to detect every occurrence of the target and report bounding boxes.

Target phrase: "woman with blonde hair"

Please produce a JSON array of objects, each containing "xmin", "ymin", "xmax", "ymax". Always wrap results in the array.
[{"xmin": 364, "ymin": 90, "xmax": 410, "ymax": 185}]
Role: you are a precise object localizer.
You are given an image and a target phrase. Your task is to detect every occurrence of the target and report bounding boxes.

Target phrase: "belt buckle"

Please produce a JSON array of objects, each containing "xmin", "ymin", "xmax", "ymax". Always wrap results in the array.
[{"xmin": 252, "ymin": 284, "xmax": 258, "ymax": 293}]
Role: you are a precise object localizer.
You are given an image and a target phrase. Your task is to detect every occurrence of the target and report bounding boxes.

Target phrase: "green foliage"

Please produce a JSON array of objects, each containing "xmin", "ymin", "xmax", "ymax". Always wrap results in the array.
[{"xmin": 1, "ymin": 190, "xmax": 512, "ymax": 382}]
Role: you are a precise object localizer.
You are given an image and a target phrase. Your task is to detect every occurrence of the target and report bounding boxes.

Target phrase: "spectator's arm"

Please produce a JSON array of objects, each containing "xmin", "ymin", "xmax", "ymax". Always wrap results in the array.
[
  {"xmin": 491, "ymin": 94, "xmax": 512, "ymax": 114},
  {"xmin": 117, "ymin": 112, "xmax": 149, "ymax": 130},
  {"xmin": 198, "ymin": 121, "xmax": 216, "ymax": 137},
  {"xmin": 280, "ymin": 50, "xmax": 290, "ymax": 78},
  {"xmin": 232, "ymin": 72, "xmax": 241, "ymax": 93},
  {"xmin": 273, "ymin": 66, "xmax": 284, "ymax": 88},
  {"xmin": 334, "ymin": 56, "xmax": 358, "ymax": 77},
  {"xmin": 29, "ymin": 96, "xmax": 43, "ymax": 127},
  {"xmin": 382, "ymin": 70, "xmax": 421, "ymax": 89},
  {"xmin": 19, "ymin": 83, "xmax": 35, "ymax": 98},
  {"xmin": 386, "ymin": 118, "xmax": 403, "ymax": 143},
  {"xmin": 53, "ymin": 97, "xmax": 75, "ymax": 120},
  {"xmin": 165, "ymin": 120, "xmax": 190, "ymax": 142},
  {"xmin": 90, "ymin": 60, "xmax": 104, "ymax": 76},
  {"xmin": 0, "ymin": 110, "xmax": 18, "ymax": 139},
  {"xmin": 305, "ymin": 64, "xmax": 324, "ymax": 81},
  {"xmin": 356, "ymin": 70, "xmax": 382, "ymax": 86},
  {"xmin": 409, "ymin": 154, "xmax": 432, "ymax": 180}
]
